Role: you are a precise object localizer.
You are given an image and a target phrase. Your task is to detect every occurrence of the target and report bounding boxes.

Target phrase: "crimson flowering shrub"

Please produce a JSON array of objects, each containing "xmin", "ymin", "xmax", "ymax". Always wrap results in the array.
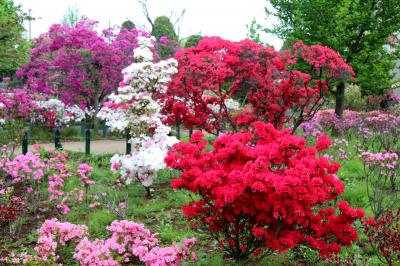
[
  {"xmin": 162, "ymin": 37, "xmax": 354, "ymax": 134},
  {"xmin": 363, "ymin": 209, "xmax": 400, "ymax": 266},
  {"xmin": 165, "ymin": 122, "xmax": 364, "ymax": 260}
]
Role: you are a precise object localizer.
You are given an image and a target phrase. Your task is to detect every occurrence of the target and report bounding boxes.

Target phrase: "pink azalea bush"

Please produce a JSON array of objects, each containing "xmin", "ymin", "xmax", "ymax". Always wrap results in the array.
[
  {"xmin": 0, "ymin": 146, "xmax": 95, "ymax": 223},
  {"xmin": 1, "ymin": 219, "xmax": 197, "ymax": 266}
]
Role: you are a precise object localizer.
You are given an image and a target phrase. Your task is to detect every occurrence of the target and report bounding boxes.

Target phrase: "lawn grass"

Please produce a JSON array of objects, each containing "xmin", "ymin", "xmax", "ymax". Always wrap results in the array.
[{"xmin": 3, "ymin": 128, "xmax": 397, "ymax": 265}]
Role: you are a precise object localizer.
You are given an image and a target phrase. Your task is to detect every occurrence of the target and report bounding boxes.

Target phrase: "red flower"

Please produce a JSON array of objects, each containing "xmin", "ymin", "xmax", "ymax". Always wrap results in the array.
[
  {"xmin": 315, "ymin": 134, "xmax": 332, "ymax": 152},
  {"xmin": 166, "ymin": 122, "xmax": 363, "ymax": 260}
]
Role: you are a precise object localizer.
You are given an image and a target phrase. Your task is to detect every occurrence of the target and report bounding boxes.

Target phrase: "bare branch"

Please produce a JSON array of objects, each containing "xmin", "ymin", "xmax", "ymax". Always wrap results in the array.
[
  {"xmin": 138, "ymin": 0, "xmax": 154, "ymax": 28},
  {"xmin": 173, "ymin": 9, "xmax": 186, "ymax": 39}
]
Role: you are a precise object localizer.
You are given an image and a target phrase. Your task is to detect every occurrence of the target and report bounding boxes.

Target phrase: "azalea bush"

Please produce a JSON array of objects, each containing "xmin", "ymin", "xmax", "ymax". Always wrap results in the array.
[
  {"xmin": 166, "ymin": 122, "xmax": 364, "ymax": 261},
  {"xmin": 0, "ymin": 146, "xmax": 95, "ymax": 238},
  {"xmin": 0, "ymin": 219, "xmax": 197, "ymax": 266},
  {"xmin": 98, "ymin": 36, "xmax": 178, "ymax": 194},
  {"xmin": 0, "ymin": 89, "xmax": 85, "ymax": 154},
  {"xmin": 363, "ymin": 209, "xmax": 400, "ymax": 266},
  {"xmin": 36, "ymin": 98, "xmax": 85, "ymax": 126},
  {"xmin": 361, "ymin": 151, "xmax": 399, "ymax": 218},
  {"xmin": 17, "ymin": 18, "xmax": 152, "ymax": 127},
  {"xmin": 162, "ymin": 37, "xmax": 354, "ymax": 135},
  {"xmin": 299, "ymin": 108, "xmax": 399, "ymax": 218}
]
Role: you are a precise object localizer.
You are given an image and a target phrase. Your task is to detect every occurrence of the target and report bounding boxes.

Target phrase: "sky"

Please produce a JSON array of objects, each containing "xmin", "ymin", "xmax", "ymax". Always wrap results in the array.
[{"xmin": 14, "ymin": 0, "xmax": 283, "ymax": 49}]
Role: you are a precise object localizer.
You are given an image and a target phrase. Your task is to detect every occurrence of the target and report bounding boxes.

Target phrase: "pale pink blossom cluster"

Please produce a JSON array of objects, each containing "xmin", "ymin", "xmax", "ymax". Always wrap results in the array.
[
  {"xmin": 1, "ymin": 145, "xmax": 93, "ymax": 216},
  {"xmin": 75, "ymin": 220, "xmax": 197, "ymax": 266},
  {"xmin": 365, "ymin": 113, "xmax": 399, "ymax": 134},
  {"xmin": 77, "ymin": 163, "xmax": 95, "ymax": 188},
  {"xmin": 361, "ymin": 151, "xmax": 398, "ymax": 169},
  {"xmin": 74, "ymin": 238, "xmax": 120, "ymax": 265},
  {"xmin": 0, "ymin": 252, "xmax": 32, "ymax": 265},
  {"xmin": 46, "ymin": 155, "xmax": 95, "ymax": 215},
  {"xmin": 3, "ymin": 152, "xmax": 45, "ymax": 183},
  {"xmin": 331, "ymin": 139, "xmax": 362, "ymax": 161},
  {"xmin": 34, "ymin": 218, "xmax": 89, "ymax": 262},
  {"xmin": 5, "ymin": 219, "xmax": 197, "ymax": 266}
]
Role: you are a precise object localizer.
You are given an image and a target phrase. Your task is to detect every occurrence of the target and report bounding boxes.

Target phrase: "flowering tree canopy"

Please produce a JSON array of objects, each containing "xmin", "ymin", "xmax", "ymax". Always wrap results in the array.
[
  {"xmin": 162, "ymin": 37, "xmax": 354, "ymax": 135},
  {"xmin": 17, "ymin": 18, "xmax": 152, "ymax": 118}
]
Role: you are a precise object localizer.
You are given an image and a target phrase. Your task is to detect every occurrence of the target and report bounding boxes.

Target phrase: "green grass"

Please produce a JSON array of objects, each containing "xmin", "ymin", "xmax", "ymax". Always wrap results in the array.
[{"xmin": 4, "ymin": 127, "xmax": 397, "ymax": 265}]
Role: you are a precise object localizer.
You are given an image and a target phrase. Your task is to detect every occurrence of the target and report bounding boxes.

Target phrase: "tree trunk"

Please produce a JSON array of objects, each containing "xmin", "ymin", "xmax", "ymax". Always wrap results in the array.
[
  {"xmin": 335, "ymin": 81, "xmax": 345, "ymax": 118},
  {"xmin": 93, "ymin": 96, "xmax": 100, "ymax": 133},
  {"xmin": 176, "ymin": 122, "xmax": 181, "ymax": 140}
]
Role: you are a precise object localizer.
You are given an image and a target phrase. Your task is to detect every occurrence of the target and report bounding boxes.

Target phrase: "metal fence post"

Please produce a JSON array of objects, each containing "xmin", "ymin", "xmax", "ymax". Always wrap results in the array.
[
  {"xmin": 80, "ymin": 123, "xmax": 85, "ymax": 136},
  {"xmin": 54, "ymin": 119, "xmax": 62, "ymax": 149},
  {"xmin": 102, "ymin": 124, "xmax": 107, "ymax": 138},
  {"xmin": 22, "ymin": 131, "xmax": 28, "ymax": 155},
  {"xmin": 126, "ymin": 131, "xmax": 131, "ymax": 154},
  {"xmin": 85, "ymin": 128, "xmax": 90, "ymax": 155}
]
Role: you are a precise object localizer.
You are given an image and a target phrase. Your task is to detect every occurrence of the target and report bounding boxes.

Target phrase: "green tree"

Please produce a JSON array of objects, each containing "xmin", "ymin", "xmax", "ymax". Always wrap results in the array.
[
  {"xmin": 246, "ymin": 18, "xmax": 275, "ymax": 48},
  {"xmin": 0, "ymin": 0, "xmax": 30, "ymax": 77},
  {"xmin": 264, "ymin": 0, "xmax": 400, "ymax": 117},
  {"xmin": 61, "ymin": 4, "xmax": 80, "ymax": 27},
  {"xmin": 184, "ymin": 34, "xmax": 202, "ymax": 48},
  {"xmin": 121, "ymin": 20, "xmax": 135, "ymax": 31},
  {"xmin": 151, "ymin": 16, "xmax": 178, "ymax": 41}
]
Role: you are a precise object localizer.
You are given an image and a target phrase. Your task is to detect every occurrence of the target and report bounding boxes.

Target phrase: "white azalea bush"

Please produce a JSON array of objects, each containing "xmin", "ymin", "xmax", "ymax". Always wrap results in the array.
[
  {"xmin": 36, "ymin": 99, "xmax": 85, "ymax": 125},
  {"xmin": 98, "ymin": 36, "xmax": 179, "ymax": 194}
]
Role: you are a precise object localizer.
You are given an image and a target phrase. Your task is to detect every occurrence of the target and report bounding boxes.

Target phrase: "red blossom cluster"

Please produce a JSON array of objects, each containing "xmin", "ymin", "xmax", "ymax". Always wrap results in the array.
[
  {"xmin": 363, "ymin": 209, "xmax": 400, "ymax": 266},
  {"xmin": 165, "ymin": 122, "xmax": 363, "ymax": 260},
  {"xmin": 162, "ymin": 37, "xmax": 354, "ymax": 134},
  {"xmin": 0, "ymin": 196, "xmax": 25, "ymax": 225}
]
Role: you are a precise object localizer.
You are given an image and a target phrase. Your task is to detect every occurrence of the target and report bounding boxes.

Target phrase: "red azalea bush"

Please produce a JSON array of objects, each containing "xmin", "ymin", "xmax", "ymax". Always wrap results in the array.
[
  {"xmin": 162, "ymin": 37, "xmax": 354, "ymax": 134},
  {"xmin": 165, "ymin": 122, "xmax": 364, "ymax": 260},
  {"xmin": 363, "ymin": 209, "xmax": 400, "ymax": 266}
]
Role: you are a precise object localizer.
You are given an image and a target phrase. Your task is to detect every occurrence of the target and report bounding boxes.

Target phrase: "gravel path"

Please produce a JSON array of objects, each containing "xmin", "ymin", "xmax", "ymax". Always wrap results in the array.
[{"xmin": 18, "ymin": 140, "xmax": 127, "ymax": 155}]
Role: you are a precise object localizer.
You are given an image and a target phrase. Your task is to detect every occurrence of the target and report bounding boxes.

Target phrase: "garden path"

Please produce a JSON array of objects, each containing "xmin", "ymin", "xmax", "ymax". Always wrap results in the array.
[{"xmin": 18, "ymin": 140, "xmax": 126, "ymax": 155}]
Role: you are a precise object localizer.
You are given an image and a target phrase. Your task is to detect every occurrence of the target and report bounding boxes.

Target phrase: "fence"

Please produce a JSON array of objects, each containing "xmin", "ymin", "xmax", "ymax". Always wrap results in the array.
[{"xmin": 18, "ymin": 121, "xmax": 192, "ymax": 155}]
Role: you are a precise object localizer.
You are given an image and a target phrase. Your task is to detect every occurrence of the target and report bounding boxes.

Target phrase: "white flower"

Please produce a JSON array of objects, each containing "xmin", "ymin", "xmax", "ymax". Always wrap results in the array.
[
  {"xmin": 134, "ymin": 47, "xmax": 153, "ymax": 62},
  {"xmin": 224, "ymin": 98, "xmax": 240, "ymax": 111},
  {"xmin": 35, "ymin": 99, "xmax": 85, "ymax": 125},
  {"xmin": 99, "ymin": 35, "xmax": 179, "ymax": 188}
]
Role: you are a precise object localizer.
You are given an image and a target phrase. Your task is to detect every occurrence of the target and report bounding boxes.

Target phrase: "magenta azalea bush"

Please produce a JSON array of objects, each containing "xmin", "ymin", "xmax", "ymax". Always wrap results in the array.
[{"xmin": 17, "ymin": 18, "xmax": 154, "ymax": 117}]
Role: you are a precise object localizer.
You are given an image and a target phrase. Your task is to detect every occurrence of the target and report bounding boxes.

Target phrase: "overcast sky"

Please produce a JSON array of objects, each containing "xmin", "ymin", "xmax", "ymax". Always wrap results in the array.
[{"xmin": 14, "ymin": 0, "xmax": 282, "ymax": 49}]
